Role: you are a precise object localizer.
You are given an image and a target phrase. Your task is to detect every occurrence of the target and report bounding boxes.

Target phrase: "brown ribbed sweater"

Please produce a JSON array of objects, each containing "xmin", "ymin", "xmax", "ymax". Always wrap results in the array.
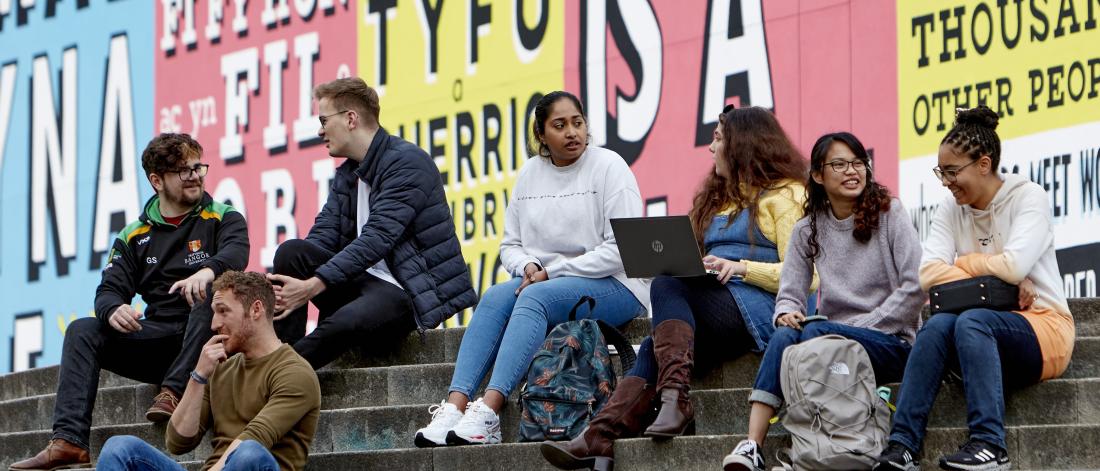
[{"xmin": 167, "ymin": 344, "xmax": 320, "ymax": 471}]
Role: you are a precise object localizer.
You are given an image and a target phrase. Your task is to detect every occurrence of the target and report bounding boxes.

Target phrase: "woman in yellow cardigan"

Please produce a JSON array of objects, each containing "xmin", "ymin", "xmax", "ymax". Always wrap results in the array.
[{"xmin": 541, "ymin": 105, "xmax": 816, "ymax": 471}]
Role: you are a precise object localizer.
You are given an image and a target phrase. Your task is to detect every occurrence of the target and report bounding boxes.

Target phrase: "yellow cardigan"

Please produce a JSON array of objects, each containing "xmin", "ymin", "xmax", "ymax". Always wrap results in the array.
[{"xmin": 722, "ymin": 180, "xmax": 819, "ymax": 294}]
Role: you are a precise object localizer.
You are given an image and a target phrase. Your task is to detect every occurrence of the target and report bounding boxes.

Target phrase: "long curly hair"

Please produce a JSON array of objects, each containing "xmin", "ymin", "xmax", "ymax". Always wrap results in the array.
[
  {"xmin": 689, "ymin": 106, "xmax": 807, "ymax": 249},
  {"xmin": 804, "ymin": 132, "xmax": 892, "ymax": 260}
]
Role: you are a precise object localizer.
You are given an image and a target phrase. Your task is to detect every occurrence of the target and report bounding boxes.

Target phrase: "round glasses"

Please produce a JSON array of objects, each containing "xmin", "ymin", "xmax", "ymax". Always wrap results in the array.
[{"xmin": 932, "ymin": 159, "xmax": 978, "ymax": 183}]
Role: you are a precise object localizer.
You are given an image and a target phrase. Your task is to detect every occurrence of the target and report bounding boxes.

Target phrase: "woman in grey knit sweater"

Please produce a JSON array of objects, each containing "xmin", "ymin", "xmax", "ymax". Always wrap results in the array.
[{"xmin": 723, "ymin": 132, "xmax": 926, "ymax": 471}]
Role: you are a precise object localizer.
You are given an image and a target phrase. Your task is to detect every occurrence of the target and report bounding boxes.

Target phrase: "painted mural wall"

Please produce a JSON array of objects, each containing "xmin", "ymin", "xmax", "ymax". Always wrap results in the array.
[{"xmin": 1, "ymin": 0, "xmax": 1097, "ymax": 373}]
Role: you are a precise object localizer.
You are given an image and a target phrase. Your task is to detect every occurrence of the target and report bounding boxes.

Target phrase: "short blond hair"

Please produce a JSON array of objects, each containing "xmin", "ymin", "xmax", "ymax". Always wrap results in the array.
[{"xmin": 314, "ymin": 77, "xmax": 381, "ymax": 124}]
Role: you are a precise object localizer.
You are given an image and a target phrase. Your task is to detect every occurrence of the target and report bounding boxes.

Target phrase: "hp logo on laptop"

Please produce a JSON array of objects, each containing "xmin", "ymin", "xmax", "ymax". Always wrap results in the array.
[{"xmin": 651, "ymin": 240, "xmax": 664, "ymax": 253}]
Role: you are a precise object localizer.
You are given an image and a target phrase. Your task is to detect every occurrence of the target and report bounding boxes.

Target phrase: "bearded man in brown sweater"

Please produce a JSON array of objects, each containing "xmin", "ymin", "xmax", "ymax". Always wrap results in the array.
[{"xmin": 97, "ymin": 271, "xmax": 320, "ymax": 471}]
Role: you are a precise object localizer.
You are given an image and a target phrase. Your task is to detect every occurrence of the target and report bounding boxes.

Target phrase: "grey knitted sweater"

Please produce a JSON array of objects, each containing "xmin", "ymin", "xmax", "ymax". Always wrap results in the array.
[{"xmin": 774, "ymin": 198, "xmax": 925, "ymax": 343}]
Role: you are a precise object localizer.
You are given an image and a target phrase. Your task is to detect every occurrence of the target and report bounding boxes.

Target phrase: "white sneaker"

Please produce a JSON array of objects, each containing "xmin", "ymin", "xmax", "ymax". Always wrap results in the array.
[
  {"xmin": 414, "ymin": 401, "xmax": 464, "ymax": 448},
  {"xmin": 445, "ymin": 398, "xmax": 502, "ymax": 445},
  {"xmin": 723, "ymin": 439, "xmax": 765, "ymax": 471}
]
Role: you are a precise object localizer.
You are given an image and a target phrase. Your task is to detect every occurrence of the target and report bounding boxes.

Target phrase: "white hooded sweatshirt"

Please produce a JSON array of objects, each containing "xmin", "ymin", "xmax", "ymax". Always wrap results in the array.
[{"xmin": 920, "ymin": 173, "xmax": 1074, "ymax": 380}]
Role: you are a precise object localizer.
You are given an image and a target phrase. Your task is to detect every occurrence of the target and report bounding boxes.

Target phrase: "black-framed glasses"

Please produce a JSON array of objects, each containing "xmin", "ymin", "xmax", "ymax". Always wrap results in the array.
[
  {"xmin": 932, "ymin": 159, "xmax": 978, "ymax": 183},
  {"xmin": 723, "ymin": 103, "xmax": 736, "ymax": 114},
  {"xmin": 319, "ymin": 110, "xmax": 350, "ymax": 126},
  {"xmin": 170, "ymin": 163, "xmax": 209, "ymax": 181},
  {"xmin": 826, "ymin": 159, "xmax": 867, "ymax": 173}
]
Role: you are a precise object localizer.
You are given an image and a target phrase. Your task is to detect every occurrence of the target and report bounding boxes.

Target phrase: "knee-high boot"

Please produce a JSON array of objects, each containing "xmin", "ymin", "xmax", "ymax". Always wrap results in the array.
[
  {"xmin": 643, "ymin": 319, "xmax": 695, "ymax": 438},
  {"xmin": 540, "ymin": 376, "xmax": 658, "ymax": 470}
]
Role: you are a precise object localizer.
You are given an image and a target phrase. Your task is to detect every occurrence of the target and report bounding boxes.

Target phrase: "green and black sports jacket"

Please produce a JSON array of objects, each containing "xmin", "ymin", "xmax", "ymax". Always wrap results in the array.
[{"xmin": 94, "ymin": 192, "xmax": 249, "ymax": 324}]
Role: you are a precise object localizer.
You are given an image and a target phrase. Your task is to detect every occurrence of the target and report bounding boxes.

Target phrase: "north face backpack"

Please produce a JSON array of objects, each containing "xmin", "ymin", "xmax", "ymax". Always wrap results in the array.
[
  {"xmin": 518, "ymin": 296, "xmax": 637, "ymax": 442},
  {"xmin": 777, "ymin": 334, "xmax": 891, "ymax": 469}
]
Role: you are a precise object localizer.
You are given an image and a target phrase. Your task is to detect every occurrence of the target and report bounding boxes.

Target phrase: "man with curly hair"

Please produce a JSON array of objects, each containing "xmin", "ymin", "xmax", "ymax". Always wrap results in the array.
[{"xmin": 10, "ymin": 133, "xmax": 249, "ymax": 471}]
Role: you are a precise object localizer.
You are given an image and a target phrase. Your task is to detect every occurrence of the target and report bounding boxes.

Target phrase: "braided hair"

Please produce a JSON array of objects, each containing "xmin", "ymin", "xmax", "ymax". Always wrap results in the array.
[
  {"xmin": 804, "ymin": 132, "xmax": 891, "ymax": 261},
  {"xmin": 941, "ymin": 106, "xmax": 1001, "ymax": 167}
]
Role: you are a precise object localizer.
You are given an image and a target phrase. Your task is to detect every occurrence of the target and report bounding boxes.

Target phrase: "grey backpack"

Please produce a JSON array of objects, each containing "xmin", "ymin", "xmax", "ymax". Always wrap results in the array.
[{"xmin": 778, "ymin": 334, "xmax": 890, "ymax": 470}]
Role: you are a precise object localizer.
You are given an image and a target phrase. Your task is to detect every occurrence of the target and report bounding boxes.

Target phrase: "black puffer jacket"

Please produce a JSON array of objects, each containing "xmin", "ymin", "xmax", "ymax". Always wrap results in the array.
[{"xmin": 308, "ymin": 128, "xmax": 477, "ymax": 331}]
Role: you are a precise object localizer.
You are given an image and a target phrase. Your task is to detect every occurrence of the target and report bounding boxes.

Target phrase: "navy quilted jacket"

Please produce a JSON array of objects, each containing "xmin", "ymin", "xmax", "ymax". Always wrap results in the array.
[{"xmin": 307, "ymin": 128, "xmax": 477, "ymax": 331}]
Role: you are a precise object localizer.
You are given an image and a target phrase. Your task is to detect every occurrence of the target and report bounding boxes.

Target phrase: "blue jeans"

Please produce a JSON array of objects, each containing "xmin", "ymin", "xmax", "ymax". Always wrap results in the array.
[
  {"xmin": 748, "ymin": 321, "xmax": 912, "ymax": 408},
  {"xmin": 889, "ymin": 309, "xmax": 1042, "ymax": 452},
  {"xmin": 449, "ymin": 276, "xmax": 645, "ymax": 398},
  {"xmin": 97, "ymin": 436, "xmax": 277, "ymax": 471}
]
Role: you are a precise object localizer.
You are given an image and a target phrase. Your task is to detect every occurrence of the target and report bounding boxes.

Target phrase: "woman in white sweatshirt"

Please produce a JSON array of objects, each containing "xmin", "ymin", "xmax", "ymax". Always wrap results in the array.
[
  {"xmin": 874, "ymin": 106, "xmax": 1075, "ymax": 471},
  {"xmin": 413, "ymin": 91, "xmax": 650, "ymax": 447}
]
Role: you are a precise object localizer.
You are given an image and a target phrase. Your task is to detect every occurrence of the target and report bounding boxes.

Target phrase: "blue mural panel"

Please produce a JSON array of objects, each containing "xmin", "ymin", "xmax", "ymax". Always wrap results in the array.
[{"xmin": 0, "ymin": 0, "xmax": 154, "ymax": 373}]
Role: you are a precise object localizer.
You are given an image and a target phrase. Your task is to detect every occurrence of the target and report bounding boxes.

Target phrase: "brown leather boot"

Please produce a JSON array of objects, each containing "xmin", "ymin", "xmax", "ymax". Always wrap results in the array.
[
  {"xmin": 643, "ymin": 319, "xmax": 695, "ymax": 439},
  {"xmin": 145, "ymin": 386, "xmax": 180, "ymax": 423},
  {"xmin": 8, "ymin": 438, "xmax": 90, "ymax": 471},
  {"xmin": 540, "ymin": 376, "xmax": 658, "ymax": 470}
]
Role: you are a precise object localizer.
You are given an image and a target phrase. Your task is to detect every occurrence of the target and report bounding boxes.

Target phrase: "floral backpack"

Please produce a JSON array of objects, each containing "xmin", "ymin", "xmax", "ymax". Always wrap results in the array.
[{"xmin": 518, "ymin": 296, "xmax": 637, "ymax": 442}]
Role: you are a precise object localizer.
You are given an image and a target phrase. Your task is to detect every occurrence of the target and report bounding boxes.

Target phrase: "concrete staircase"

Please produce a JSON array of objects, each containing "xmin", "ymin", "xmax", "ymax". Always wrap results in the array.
[{"xmin": 1, "ymin": 299, "xmax": 1098, "ymax": 470}]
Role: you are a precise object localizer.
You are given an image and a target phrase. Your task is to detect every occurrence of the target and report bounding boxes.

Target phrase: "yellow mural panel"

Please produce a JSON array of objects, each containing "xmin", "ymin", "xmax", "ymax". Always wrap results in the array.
[{"xmin": 898, "ymin": 0, "xmax": 1100, "ymax": 159}]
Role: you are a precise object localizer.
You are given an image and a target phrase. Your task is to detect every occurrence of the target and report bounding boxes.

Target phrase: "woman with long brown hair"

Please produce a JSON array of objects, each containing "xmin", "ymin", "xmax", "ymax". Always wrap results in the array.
[
  {"xmin": 542, "ymin": 105, "xmax": 814, "ymax": 471},
  {"xmin": 723, "ymin": 132, "xmax": 924, "ymax": 471}
]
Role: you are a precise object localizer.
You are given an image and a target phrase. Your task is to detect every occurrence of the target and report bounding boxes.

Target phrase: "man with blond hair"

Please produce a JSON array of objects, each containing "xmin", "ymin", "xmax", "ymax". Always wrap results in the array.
[{"xmin": 268, "ymin": 77, "xmax": 476, "ymax": 369}]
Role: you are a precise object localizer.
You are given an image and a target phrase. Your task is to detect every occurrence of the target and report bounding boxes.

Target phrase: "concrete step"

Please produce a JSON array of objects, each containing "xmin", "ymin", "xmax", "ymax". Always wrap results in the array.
[
  {"xmin": 2, "ymin": 297, "xmax": 1096, "ymax": 402},
  {"xmin": 4, "ymin": 376, "xmax": 1099, "ymax": 460},
  {"xmin": 42, "ymin": 425, "xmax": 1100, "ymax": 470},
  {"xmin": 0, "ymin": 363, "xmax": 466, "ymax": 434},
  {"xmin": 0, "ymin": 316, "xmax": 653, "ymax": 404},
  {"xmin": 0, "ymin": 367, "xmax": 137, "ymax": 403},
  {"xmin": 695, "ymin": 378, "xmax": 1100, "ymax": 436},
  {"xmin": 4, "ymin": 335, "xmax": 1099, "ymax": 434}
]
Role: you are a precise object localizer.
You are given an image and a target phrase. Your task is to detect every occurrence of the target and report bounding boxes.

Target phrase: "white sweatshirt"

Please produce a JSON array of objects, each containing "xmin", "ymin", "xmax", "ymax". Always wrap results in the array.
[
  {"xmin": 500, "ymin": 146, "xmax": 651, "ymax": 313},
  {"xmin": 921, "ymin": 173, "xmax": 1074, "ymax": 379}
]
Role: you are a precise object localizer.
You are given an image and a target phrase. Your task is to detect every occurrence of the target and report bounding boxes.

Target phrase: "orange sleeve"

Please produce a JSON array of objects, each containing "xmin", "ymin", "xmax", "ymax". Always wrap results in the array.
[{"xmin": 919, "ymin": 260, "xmax": 971, "ymax": 292}]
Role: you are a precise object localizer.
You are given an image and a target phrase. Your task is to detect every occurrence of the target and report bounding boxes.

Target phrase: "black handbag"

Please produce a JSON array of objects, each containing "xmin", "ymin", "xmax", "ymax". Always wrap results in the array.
[{"xmin": 928, "ymin": 275, "xmax": 1020, "ymax": 314}]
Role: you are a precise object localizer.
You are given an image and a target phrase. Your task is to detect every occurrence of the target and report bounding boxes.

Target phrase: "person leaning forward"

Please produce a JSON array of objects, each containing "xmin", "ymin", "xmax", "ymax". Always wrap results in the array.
[
  {"xmin": 9, "ymin": 133, "xmax": 249, "ymax": 471},
  {"xmin": 268, "ymin": 77, "xmax": 477, "ymax": 369},
  {"xmin": 96, "ymin": 271, "xmax": 321, "ymax": 471}
]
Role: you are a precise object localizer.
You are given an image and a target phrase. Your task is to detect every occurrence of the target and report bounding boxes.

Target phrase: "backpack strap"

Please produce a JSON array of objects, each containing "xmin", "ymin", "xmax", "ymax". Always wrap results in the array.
[
  {"xmin": 568, "ymin": 296, "xmax": 596, "ymax": 321},
  {"xmin": 596, "ymin": 320, "xmax": 637, "ymax": 376},
  {"xmin": 775, "ymin": 448, "xmax": 794, "ymax": 471}
]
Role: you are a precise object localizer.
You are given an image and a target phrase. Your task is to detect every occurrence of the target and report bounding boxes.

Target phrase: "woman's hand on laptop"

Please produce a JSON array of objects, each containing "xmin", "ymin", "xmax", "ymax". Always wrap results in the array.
[{"xmin": 702, "ymin": 255, "xmax": 746, "ymax": 284}]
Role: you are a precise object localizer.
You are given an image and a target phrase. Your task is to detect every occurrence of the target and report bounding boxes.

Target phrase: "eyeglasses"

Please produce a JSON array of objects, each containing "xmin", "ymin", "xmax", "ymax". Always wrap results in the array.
[
  {"xmin": 826, "ymin": 159, "xmax": 867, "ymax": 173},
  {"xmin": 319, "ymin": 110, "xmax": 350, "ymax": 127},
  {"xmin": 723, "ymin": 103, "xmax": 736, "ymax": 114},
  {"xmin": 169, "ymin": 163, "xmax": 209, "ymax": 181},
  {"xmin": 932, "ymin": 159, "xmax": 978, "ymax": 183}
]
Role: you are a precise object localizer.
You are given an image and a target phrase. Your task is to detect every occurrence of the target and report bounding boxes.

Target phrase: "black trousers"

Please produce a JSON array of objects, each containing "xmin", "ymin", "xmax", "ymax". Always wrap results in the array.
[
  {"xmin": 272, "ymin": 239, "xmax": 417, "ymax": 370},
  {"xmin": 53, "ymin": 297, "xmax": 213, "ymax": 449}
]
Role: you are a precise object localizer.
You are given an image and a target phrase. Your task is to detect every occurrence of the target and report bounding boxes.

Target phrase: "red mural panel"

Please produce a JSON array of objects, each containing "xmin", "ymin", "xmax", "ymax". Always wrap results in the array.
[
  {"xmin": 565, "ymin": 0, "xmax": 898, "ymax": 216},
  {"xmin": 155, "ymin": 1, "xmax": 359, "ymax": 271}
]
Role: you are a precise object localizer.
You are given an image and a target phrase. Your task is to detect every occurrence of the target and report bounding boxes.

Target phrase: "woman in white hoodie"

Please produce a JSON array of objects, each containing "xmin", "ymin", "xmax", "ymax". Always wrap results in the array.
[{"xmin": 874, "ymin": 106, "xmax": 1075, "ymax": 471}]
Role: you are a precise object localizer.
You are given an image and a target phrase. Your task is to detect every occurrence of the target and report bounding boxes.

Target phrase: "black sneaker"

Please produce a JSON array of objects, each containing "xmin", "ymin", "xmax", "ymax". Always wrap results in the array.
[
  {"xmin": 939, "ymin": 439, "xmax": 1009, "ymax": 471},
  {"xmin": 874, "ymin": 441, "xmax": 920, "ymax": 471},
  {"xmin": 722, "ymin": 439, "xmax": 765, "ymax": 471}
]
